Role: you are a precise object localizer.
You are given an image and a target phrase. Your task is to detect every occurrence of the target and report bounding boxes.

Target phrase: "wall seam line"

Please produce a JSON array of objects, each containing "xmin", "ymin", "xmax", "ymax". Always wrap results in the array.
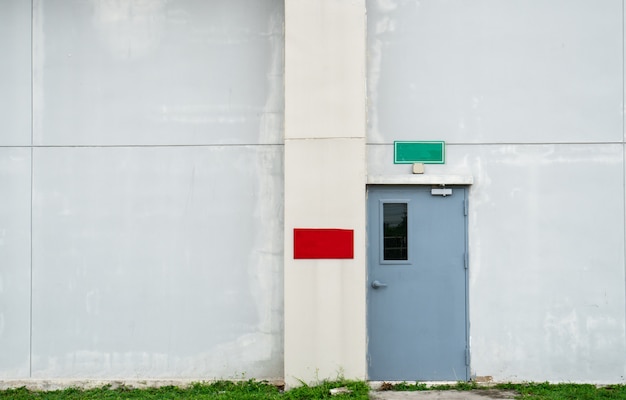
[
  {"xmin": 0, "ymin": 144, "xmax": 285, "ymax": 149},
  {"xmin": 366, "ymin": 141, "xmax": 626, "ymax": 146},
  {"xmin": 284, "ymin": 137, "xmax": 365, "ymax": 141}
]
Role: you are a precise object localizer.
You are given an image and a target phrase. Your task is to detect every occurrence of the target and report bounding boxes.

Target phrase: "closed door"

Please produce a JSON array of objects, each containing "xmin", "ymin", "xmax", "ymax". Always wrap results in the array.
[{"xmin": 367, "ymin": 185, "xmax": 469, "ymax": 381}]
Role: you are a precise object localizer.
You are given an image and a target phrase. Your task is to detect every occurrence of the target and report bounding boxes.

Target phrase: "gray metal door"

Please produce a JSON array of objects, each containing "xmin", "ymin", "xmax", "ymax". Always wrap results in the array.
[{"xmin": 367, "ymin": 185, "xmax": 469, "ymax": 381}]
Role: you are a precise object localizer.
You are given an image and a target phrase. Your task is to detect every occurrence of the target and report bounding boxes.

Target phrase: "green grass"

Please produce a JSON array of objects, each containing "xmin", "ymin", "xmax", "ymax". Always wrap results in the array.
[
  {"xmin": 494, "ymin": 382, "xmax": 626, "ymax": 400},
  {"xmin": 284, "ymin": 379, "xmax": 369, "ymax": 399},
  {"xmin": 380, "ymin": 380, "xmax": 478, "ymax": 391},
  {"xmin": 2, "ymin": 380, "xmax": 626, "ymax": 400},
  {"xmin": 0, "ymin": 379, "xmax": 369, "ymax": 400}
]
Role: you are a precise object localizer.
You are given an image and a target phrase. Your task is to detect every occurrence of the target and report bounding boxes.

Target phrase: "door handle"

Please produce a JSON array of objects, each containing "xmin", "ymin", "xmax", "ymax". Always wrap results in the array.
[{"xmin": 371, "ymin": 280, "xmax": 388, "ymax": 289}]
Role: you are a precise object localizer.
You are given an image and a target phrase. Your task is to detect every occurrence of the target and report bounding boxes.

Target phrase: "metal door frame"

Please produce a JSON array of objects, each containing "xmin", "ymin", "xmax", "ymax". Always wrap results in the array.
[{"xmin": 365, "ymin": 184, "xmax": 471, "ymax": 381}]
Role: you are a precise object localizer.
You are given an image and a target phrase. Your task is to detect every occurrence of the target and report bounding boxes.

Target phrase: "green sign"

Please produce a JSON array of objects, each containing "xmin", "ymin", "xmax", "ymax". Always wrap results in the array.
[{"xmin": 394, "ymin": 141, "xmax": 445, "ymax": 164}]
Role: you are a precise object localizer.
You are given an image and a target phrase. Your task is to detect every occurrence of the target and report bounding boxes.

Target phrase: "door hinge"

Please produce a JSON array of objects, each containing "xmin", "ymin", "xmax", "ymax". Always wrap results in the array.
[
  {"xmin": 464, "ymin": 198, "xmax": 468, "ymax": 216},
  {"xmin": 464, "ymin": 252, "xmax": 469, "ymax": 270},
  {"xmin": 465, "ymin": 348, "xmax": 471, "ymax": 366}
]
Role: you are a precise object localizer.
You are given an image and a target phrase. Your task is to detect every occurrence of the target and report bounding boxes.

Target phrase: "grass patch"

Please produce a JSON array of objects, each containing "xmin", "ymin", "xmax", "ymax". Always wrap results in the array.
[
  {"xmin": 0, "ymin": 381, "xmax": 281, "ymax": 400},
  {"xmin": 380, "ymin": 381, "xmax": 479, "ymax": 391},
  {"xmin": 0, "ymin": 379, "xmax": 369, "ymax": 400},
  {"xmin": 284, "ymin": 379, "xmax": 369, "ymax": 399},
  {"xmin": 3, "ymin": 380, "xmax": 626, "ymax": 399},
  {"xmin": 494, "ymin": 382, "xmax": 626, "ymax": 399}
]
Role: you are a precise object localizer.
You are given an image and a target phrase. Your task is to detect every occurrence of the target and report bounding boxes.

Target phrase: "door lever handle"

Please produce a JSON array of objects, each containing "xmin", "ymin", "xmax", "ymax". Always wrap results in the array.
[{"xmin": 371, "ymin": 280, "xmax": 388, "ymax": 289}]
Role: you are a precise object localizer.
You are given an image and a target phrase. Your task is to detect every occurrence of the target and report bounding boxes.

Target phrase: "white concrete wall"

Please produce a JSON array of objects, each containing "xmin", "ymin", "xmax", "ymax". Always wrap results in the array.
[
  {"xmin": 0, "ymin": 0, "xmax": 32, "ymax": 378},
  {"xmin": 284, "ymin": 0, "xmax": 367, "ymax": 387},
  {"xmin": 2, "ymin": 0, "xmax": 284, "ymax": 380},
  {"xmin": 3, "ymin": 0, "xmax": 626, "ymax": 386},
  {"xmin": 367, "ymin": 0, "xmax": 626, "ymax": 383}
]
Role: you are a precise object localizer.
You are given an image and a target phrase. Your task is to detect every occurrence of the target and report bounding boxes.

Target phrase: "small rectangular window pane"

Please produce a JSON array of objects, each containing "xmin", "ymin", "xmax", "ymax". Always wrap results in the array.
[{"xmin": 383, "ymin": 203, "xmax": 408, "ymax": 260}]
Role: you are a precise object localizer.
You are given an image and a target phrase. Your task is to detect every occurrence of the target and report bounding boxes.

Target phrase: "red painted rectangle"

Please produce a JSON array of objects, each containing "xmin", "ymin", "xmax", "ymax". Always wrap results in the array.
[{"xmin": 294, "ymin": 228, "xmax": 354, "ymax": 259}]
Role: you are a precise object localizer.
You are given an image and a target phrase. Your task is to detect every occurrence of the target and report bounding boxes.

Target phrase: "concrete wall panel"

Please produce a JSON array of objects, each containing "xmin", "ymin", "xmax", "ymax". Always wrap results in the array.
[
  {"xmin": 31, "ymin": 146, "xmax": 283, "ymax": 379},
  {"xmin": 284, "ymin": 138, "xmax": 366, "ymax": 385},
  {"xmin": 0, "ymin": 148, "xmax": 31, "ymax": 378},
  {"xmin": 467, "ymin": 143, "xmax": 625, "ymax": 382},
  {"xmin": 0, "ymin": 0, "xmax": 31, "ymax": 146},
  {"xmin": 367, "ymin": 0, "xmax": 622, "ymax": 144},
  {"xmin": 32, "ymin": 0, "xmax": 284, "ymax": 146},
  {"xmin": 367, "ymin": 1, "xmax": 626, "ymax": 381},
  {"xmin": 368, "ymin": 142, "xmax": 626, "ymax": 382},
  {"xmin": 284, "ymin": 0, "xmax": 367, "ymax": 386},
  {"xmin": 285, "ymin": 0, "xmax": 366, "ymax": 139}
]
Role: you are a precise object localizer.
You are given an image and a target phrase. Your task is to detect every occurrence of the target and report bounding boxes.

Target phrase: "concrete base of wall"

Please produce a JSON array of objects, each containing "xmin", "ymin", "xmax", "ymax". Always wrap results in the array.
[{"xmin": 0, "ymin": 379, "xmax": 285, "ymax": 391}]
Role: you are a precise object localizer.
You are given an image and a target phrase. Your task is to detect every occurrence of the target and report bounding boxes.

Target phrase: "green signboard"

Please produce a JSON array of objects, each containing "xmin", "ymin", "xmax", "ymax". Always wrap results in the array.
[{"xmin": 394, "ymin": 141, "xmax": 445, "ymax": 164}]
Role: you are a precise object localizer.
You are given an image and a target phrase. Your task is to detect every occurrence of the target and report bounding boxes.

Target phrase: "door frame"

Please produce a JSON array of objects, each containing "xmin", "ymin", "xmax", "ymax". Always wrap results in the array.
[{"xmin": 365, "ymin": 184, "xmax": 471, "ymax": 381}]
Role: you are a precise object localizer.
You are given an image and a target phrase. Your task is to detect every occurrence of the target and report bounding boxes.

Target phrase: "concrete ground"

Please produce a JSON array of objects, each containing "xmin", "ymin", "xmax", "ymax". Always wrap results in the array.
[{"xmin": 369, "ymin": 389, "xmax": 519, "ymax": 400}]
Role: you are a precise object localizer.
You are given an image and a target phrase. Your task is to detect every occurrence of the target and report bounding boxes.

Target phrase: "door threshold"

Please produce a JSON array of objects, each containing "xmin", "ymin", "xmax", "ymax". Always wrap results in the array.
[{"xmin": 369, "ymin": 381, "xmax": 464, "ymax": 390}]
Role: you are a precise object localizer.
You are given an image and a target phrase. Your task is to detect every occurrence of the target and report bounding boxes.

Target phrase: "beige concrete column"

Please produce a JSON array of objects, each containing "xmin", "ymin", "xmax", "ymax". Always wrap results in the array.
[{"xmin": 284, "ymin": 0, "xmax": 367, "ymax": 387}]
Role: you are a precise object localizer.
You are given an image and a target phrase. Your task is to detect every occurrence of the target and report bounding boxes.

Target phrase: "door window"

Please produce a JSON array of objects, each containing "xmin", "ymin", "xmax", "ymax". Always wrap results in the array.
[{"xmin": 380, "ymin": 201, "xmax": 410, "ymax": 264}]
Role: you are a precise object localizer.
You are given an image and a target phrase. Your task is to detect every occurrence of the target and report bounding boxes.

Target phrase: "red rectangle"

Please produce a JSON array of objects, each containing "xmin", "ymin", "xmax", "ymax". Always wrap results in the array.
[{"xmin": 294, "ymin": 228, "xmax": 354, "ymax": 259}]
